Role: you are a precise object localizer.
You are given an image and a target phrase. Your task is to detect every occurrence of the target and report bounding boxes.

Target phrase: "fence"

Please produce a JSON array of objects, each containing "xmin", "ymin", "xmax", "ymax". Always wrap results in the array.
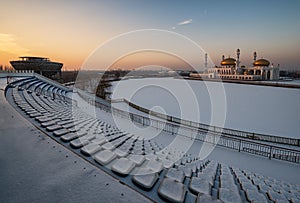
[
  {"xmin": 112, "ymin": 98, "xmax": 299, "ymax": 147},
  {"xmin": 77, "ymin": 89, "xmax": 300, "ymax": 164}
]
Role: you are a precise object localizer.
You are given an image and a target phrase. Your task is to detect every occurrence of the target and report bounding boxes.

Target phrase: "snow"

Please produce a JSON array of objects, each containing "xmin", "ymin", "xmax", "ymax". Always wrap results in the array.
[
  {"xmin": 1, "ymin": 77, "xmax": 299, "ymax": 185},
  {"xmin": 111, "ymin": 78, "xmax": 300, "ymax": 139}
]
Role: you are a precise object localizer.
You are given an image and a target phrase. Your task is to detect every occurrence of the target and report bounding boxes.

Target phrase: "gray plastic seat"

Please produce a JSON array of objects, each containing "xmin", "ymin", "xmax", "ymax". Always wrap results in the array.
[
  {"xmin": 41, "ymin": 119, "xmax": 60, "ymax": 127},
  {"xmin": 267, "ymin": 190, "xmax": 288, "ymax": 202},
  {"xmin": 81, "ymin": 143, "xmax": 102, "ymax": 156},
  {"xmin": 53, "ymin": 128, "xmax": 69, "ymax": 137},
  {"xmin": 245, "ymin": 189, "xmax": 268, "ymax": 203},
  {"xmin": 29, "ymin": 112, "xmax": 43, "ymax": 118},
  {"xmin": 91, "ymin": 137, "xmax": 106, "ymax": 145},
  {"xmin": 94, "ymin": 150, "xmax": 116, "ymax": 165},
  {"xmin": 218, "ymin": 188, "xmax": 242, "ymax": 203},
  {"xmin": 132, "ymin": 168, "xmax": 159, "ymax": 190},
  {"xmin": 102, "ymin": 142, "xmax": 116, "ymax": 150},
  {"xmin": 158, "ymin": 178, "xmax": 187, "ymax": 203},
  {"xmin": 196, "ymin": 194, "xmax": 222, "ymax": 203},
  {"xmin": 60, "ymin": 132, "xmax": 78, "ymax": 142},
  {"xmin": 128, "ymin": 154, "xmax": 146, "ymax": 166},
  {"xmin": 189, "ymin": 177, "xmax": 212, "ymax": 195},
  {"xmin": 165, "ymin": 168, "xmax": 185, "ymax": 183},
  {"xmin": 111, "ymin": 158, "xmax": 136, "ymax": 175},
  {"xmin": 146, "ymin": 159, "xmax": 163, "ymax": 173},
  {"xmin": 46, "ymin": 124, "xmax": 62, "ymax": 132},
  {"xmin": 70, "ymin": 138, "xmax": 89, "ymax": 148},
  {"xmin": 114, "ymin": 148, "xmax": 129, "ymax": 158}
]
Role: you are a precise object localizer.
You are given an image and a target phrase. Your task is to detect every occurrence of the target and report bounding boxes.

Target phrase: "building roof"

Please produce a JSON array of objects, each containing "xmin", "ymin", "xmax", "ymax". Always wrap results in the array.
[
  {"xmin": 253, "ymin": 59, "xmax": 270, "ymax": 67},
  {"xmin": 221, "ymin": 57, "xmax": 236, "ymax": 66}
]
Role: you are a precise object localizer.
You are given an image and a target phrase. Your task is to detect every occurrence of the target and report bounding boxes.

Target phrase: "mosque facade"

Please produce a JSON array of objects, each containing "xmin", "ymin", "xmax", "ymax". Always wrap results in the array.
[{"xmin": 191, "ymin": 49, "xmax": 280, "ymax": 81}]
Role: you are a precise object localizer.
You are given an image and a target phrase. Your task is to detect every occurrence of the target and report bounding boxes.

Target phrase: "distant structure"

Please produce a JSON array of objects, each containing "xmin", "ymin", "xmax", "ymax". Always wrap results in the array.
[
  {"xmin": 10, "ymin": 56, "xmax": 63, "ymax": 78},
  {"xmin": 192, "ymin": 49, "xmax": 280, "ymax": 80},
  {"xmin": 204, "ymin": 53, "xmax": 208, "ymax": 69}
]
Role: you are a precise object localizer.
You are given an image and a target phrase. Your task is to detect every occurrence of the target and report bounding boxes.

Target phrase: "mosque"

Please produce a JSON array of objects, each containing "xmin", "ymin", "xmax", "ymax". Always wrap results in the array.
[{"xmin": 191, "ymin": 49, "xmax": 280, "ymax": 80}]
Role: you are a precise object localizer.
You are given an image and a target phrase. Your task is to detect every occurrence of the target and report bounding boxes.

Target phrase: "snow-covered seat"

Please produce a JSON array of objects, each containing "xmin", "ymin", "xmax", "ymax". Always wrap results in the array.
[
  {"xmin": 218, "ymin": 187, "xmax": 242, "ymax": 203},
  {"xmin": 111, "ymin": 158, "xmax": 136, "ymax": 176},
  {"xmin": 146, "ymin": 158, "xmax": 164, "ymax": 173},
  {"xmin": 196, "ymin": 194, "xmax": 222, "ymax": 203},
  {"xmin": 46, "ymin": 124, "xmax": 62, "ymax": 132},
  {"xmin": 132, "ymin": 168, "xmax": 159, "ymax": 190},
  {"xmin": 70, "ymin": 137, "xmax": 90, "ymax": 148},
  {"xmin": 81, "ymin": 143, "xmax": 102, "ymax": 156},
  {"xmin": 165, "ymin": 168, "xmax": 185, "ymax": 183},
  {"xmin": 189, "ymin": 177, "xmax": 212, "ymax": 195},
  {"xmin": 41, "ymin": 119, "xmax": 60, "ymax": 127},
  {"xmin": 128, "ymin": 154, "xmax": 146, "ymax": 166},
  {"xmin": 179, "ymin": 166, "xmax": 192, "ymax": 178},
  {"xmin": 61, "ymin": 132, "xmax": 79, "ymax": 142},
  {"xmin": 94, "ymin": 149, "xmax": 117, "ymax": 165},
  {"xmin": 244, "ymin": 188, "xmax": 268, "ymax": 203},
  {"xmin": 158, "ymin": 178, "xmax": 187, "ymax": 203},
  {"xmin": 53, "ymin": 128, "xmax": 69, "ymax": 137},
  {"xmin": 267, "ymin": 190, "xmax": 288, "ymax": 202},
  {"xmin": 113, "ymin": 148, "xmax": 129, "ymax": 158}
]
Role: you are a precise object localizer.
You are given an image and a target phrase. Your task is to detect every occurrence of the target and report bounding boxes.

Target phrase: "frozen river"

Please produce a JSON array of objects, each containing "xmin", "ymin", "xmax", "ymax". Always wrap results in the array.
[{"xmin": 111, "ymin": 77, "xmax": 300, "ymax": 139}]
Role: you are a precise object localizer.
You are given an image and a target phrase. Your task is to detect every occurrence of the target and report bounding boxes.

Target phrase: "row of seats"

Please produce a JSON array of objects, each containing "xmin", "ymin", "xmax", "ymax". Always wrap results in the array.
[{"xmin": 7, "ymin": 77, "xmax": 300, "ymax": 203}]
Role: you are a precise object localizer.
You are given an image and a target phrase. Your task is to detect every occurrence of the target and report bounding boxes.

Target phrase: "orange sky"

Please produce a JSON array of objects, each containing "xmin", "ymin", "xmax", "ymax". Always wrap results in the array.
[
  {"xmin": 1, "ymin": 1, "xmax": 300, "ymax": 70},
  {"xmin": 110, "ymin": 51, "xmax": 193, "ymax": 70}
]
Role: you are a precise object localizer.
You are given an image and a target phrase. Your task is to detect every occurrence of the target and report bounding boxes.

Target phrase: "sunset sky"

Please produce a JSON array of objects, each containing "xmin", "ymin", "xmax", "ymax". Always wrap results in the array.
[{"xmin": 1, "ymin": 0, "xmax": 300, "ymax": 70}]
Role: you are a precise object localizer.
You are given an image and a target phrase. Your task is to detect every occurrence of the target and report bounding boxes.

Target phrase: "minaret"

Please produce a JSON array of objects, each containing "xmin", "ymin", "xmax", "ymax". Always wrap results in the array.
[
  {"xmin": 204, "ymin": 53, "xmax": 208, "ymax": 68},
  {"xmin": 253, "ymin": 52, "xmax": 257, "ymax": 62},
  {"xmin": 236, "ymin": 48, "xmax": 240, "ymax": 68},
  {"xmin": 222, "ymin": 55, "xmax": 225, "ymax": 61}
]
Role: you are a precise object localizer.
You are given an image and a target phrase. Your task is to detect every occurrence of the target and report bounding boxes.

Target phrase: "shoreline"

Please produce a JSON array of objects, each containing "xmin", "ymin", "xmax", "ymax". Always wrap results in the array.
[{"xmin": 179, "ymin": 76, "xmax": 300, "ymax": 89}]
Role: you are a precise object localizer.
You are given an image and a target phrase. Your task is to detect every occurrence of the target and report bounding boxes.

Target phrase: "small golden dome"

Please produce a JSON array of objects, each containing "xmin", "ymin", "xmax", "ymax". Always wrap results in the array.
[
  {"xmin": 253, "ymin": 59, "xmax": 270, "ymax": 67},
  {"xmin": 221, "ymin": 58, "xmax": 236, "ymax": 66}
]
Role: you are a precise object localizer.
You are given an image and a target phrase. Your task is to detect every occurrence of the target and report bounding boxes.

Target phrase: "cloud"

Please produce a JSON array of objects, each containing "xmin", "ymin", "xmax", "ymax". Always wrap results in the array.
[
  {"xmin": 177, "ymin": 19, "xmax": 193, "ymax": 26},
  {"xmin": 0, "ymin": 33, "xmax": 29, "ymax": 55}
]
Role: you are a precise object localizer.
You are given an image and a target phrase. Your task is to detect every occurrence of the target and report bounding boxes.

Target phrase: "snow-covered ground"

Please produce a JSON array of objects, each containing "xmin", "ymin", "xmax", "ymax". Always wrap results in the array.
[
  {"xmin": 111, "ymin": 78, "xmax": 300, "ymax": 139},
  {"xmin": 259, "ymin": 79, "xmax": 300, "ymax": 85}
]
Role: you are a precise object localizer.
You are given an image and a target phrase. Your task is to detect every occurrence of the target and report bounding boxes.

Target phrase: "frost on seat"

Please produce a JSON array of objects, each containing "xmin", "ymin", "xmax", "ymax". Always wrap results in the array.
[
  {"xmin": 53, "ymin": 128, "xmax": 69, "ymax": 137},
  {"xmin": 94, "ymin": 150, "xmax": 116, "ymax": 165},
  {"xmin": 189, "ymin": 177, "xmax": 212, "ymax": 195},
  {"xmin": 60, "ymin": 132, "xmax": 78, "ymax": 142},
  {"xmin": 128, "ymin": 154, "xmax": 145, "ymax": 166},
  {"xmin": 46, "ymin": 124, "xmax": 62, "ymax": 132},
  {"xmin": 111, "ymin": 158, "xmax": 136, "ymax": 176},
  {"xmin": 165, "ymin": 168, "xmax": 185, "ymax": 183},
  {"xmin": 132, "ymin": 168, "xmax": 159, "ymax": 190},
  {"xmin": 70, "ymin": 138, "xmax": 89, "ymax": 148},
  {"xmin": 196, "ymin": 194, "xmax": 222, "ymax": 203},
  {"xmin": 218, "ymin": 188, "xmax": 242, "ymax": 203},
  {"xmin": 245, "ymin": 189, "xmax": 268, "ymax": 203},
  {"xmin": 158, "ymin": 178, "xmax": 187, "ymax": 203},
  {"xmin": 91, "ymin": 137, "xmax": 106, "ymax": 145},
  {"xmin": 146, "ymin": 159, "xmax": 163, "ymax": 173},
  {"xmin": 102, "ymin": 142, "xmax": 116, "ymax": 150},
  {"xmin": 114, "ymin": 148, "xmax": 129, "ymax": 158},
  {"xmin": 267, "ymin": 190, "xmax": 288, "ymax": 202},
  {"xmin": 81, "ymin": 143, "xmax": 102, "ymax": 156}
]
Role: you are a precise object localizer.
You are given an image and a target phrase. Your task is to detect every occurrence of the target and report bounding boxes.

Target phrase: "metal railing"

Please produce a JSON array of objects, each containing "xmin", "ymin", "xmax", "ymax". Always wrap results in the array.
[
  {"xmin": 77, "ymin": 90, "xmax": 300, "ymax": 164},
  {"xmin": 111, "ymin": 98, "xmax": 300, "ymax": 147}
]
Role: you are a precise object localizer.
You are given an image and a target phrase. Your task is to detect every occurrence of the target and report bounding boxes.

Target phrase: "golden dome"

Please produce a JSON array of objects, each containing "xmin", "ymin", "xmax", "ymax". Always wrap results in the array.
[
  {"xmin": 253, "ymin": 59, "xmax": 270, "ymax": 67},
  {"xmin": 221, "ymin": 58, "xmax": 236, "ymax": 66}
]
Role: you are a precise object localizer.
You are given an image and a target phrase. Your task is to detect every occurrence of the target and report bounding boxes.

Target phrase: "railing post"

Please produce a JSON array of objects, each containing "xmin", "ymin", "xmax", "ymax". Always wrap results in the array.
[
  {"xmin": 238, "ymin": 139, "xmax": 242, "ymax": 152},
  {"xmin": 269, "ymin": 146, "xmax": 272, "ymax": 159}
]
